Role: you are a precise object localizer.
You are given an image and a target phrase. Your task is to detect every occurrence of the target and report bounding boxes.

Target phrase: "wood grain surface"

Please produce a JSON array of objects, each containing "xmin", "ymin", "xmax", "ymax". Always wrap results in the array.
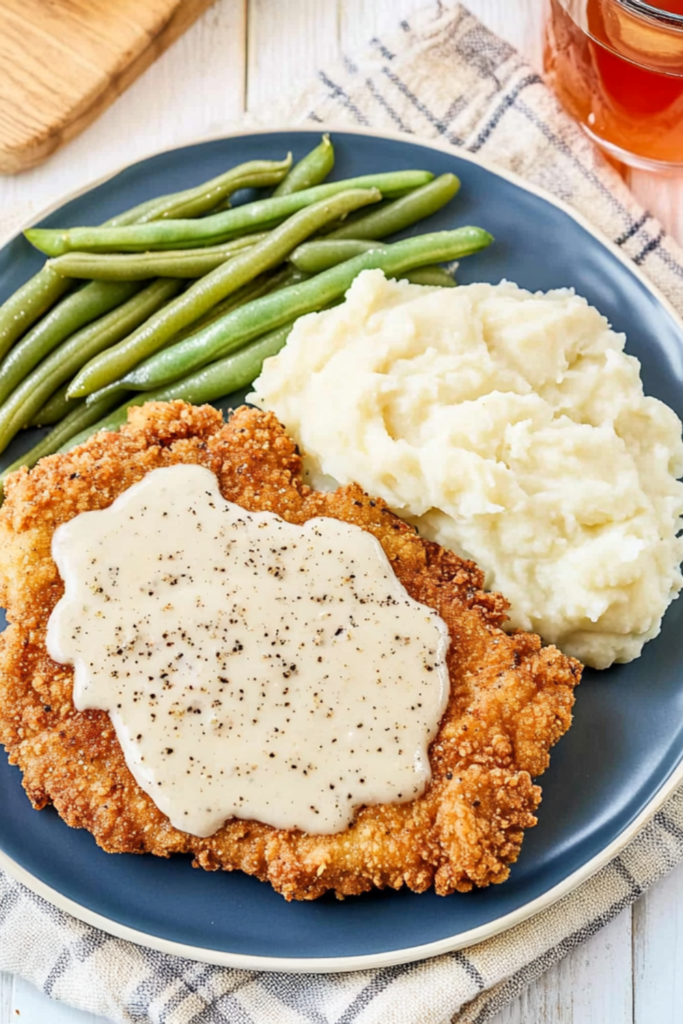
[
  {"xmin": 0, "ymin": 0, "xmax": 217, "ymax": 173},
  {"xmin": 0, "ymin": 2, "xmax": 681, "ymax": 1022}
]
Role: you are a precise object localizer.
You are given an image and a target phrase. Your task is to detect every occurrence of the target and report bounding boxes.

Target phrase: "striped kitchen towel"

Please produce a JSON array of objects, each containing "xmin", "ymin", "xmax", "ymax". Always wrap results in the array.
[{"xmin": 2, "ymin": 3, "xmax": 683, "ymax": 1023}]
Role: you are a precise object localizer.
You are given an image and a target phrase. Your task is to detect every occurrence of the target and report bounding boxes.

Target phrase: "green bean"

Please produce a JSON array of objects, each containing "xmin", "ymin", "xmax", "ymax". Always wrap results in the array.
[
  {"xmin": 83, "ymin": 271, "xmax": 287, "ymax": 407},
  {"xmin": 81, "ymin": 267, "xmax": 303, "ymax": 408},
  {"xmin": 325, "ymin": 173, "xmax": 460, "ymax": 241},
  {"xmin": 290, "ymin": 240, "xmax": 458, "ymax": 287},
  {"xmin": 290, "ymin": 238, "xmax": 378, "ymax": 272},
  {"xmin": 0, "ymin": 158, "xmax": 280, "ymax": 362},
  {"xmin": 270, "ymin": 267, "xmax": 309, "ymax": 290},
  {"xmin": 273, "ymin": 136, "xmax": 334, "ymax": 196},
  {"xmin": 65, "ymin": 323, "xmax": 296, "ymax": 451},
  {"xmin": 18, "ymin": 276, "xmax": 173, "ymax": 424},
  {"xmin": 0, "ymin": 269, "xmax": 71, "ymax": 363},
  {"xmin": 168, "ymin": 271, "xmax": 280, "ymax": 345},
  {"xmin": 105, "ymin": 157, "xmax": 292, "ymax": 226},
  {"xmin": 46, "ymin": 234, "xmax": 268, "ymax": 281},
  {"xmin": 67, "ymin": 188, "xmax": 380, "ymax": 400},
  {"xmin": 317, "ymin": 180, "xmax": 456, "ymax": 239},
  {"xmin": 115, "ymin": 227, "xmax": 492, "ymax": 392},
  {"xmin": 162, "ymin": 322, "xmax": 294, "ymax": 401},
  {"xmin": 0, "ymin": 159, "xmax": 287, "ymax": 357},
  {"xmin": 25, "ymin": 172, "xmax": 434, "ymax": 256},
  {"xmin": 0, "ymin": 390, "xmax": 126, "ymax": 501},
  {"xmin": 0, "ymin": 174, "xmax": 222, "ymax": 360},
  {"xmin": 0, "ymin": 279, "xmax": 182, "ymax": 455},
  {"xmin": 28, "ymin": 383, "xmax": 73, "ymax": 427},
  {"xmin": 403, "ymin": 265, "xmax": 457, "ymax": 287},
  {"xmin": 0, "ymin": 280, "xmax": 144, "ymax": 407},
  {"xmin": 173, "ymin": 265, "xmax": 305, "ymax": 341},
  {"xmin": 202, "ymin": 196, "xmax": 231, "ymax": 214}
]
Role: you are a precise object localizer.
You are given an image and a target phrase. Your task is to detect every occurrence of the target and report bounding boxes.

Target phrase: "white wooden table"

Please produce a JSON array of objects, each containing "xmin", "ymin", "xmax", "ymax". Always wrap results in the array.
[{"xmin": 0, "ymin": 2, "xmax": 681, "ymax": 1022}]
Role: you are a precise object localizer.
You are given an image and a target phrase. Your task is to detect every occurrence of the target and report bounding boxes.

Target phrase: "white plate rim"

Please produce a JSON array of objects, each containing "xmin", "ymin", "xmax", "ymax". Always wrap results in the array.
[{"xmin": 1, "ymin": 123, "xmax": 682, "ymax": 974}]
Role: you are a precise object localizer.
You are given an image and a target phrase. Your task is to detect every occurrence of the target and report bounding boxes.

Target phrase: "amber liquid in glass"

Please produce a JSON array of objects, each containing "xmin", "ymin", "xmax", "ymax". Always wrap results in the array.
[{"xmin": 545, "ymin": 0, "xmax": 683, "ymax": 168}]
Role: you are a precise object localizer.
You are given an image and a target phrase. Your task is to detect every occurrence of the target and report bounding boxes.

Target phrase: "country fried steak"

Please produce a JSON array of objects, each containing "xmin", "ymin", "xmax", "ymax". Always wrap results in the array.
[{"xmin": 0, "ymin": 401, "xmax": 580, "ymax": 900}]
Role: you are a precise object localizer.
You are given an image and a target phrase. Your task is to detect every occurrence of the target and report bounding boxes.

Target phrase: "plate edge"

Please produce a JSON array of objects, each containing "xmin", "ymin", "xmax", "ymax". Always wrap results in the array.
[
  {"xmin": 1, "ymin": 124, "xmax": 682, "ymax": 973},
  {"xmin": 7, "ymin": 123, "xmax": 683, "ymax": 337},
  {"xmin": 2, "ymin": 754, "xmax": 683, "ymax": 973}
]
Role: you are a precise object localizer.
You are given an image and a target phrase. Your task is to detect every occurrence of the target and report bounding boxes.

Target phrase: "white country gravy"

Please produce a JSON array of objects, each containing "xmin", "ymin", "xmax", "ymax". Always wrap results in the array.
[{"xmin": 47, "ymin": 465, "xmax": 450, "ymax": 837}]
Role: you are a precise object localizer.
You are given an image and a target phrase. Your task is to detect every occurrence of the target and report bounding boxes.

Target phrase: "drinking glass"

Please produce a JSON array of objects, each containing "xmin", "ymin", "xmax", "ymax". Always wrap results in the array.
[{"xmin": 544, "ymin": 0, "xmax": 683, "ymax": 171}]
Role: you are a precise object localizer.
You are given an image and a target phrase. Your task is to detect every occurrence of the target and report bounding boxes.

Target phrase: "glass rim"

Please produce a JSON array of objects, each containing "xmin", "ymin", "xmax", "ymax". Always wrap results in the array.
[
  {"xmin": 553, "ymin": 0, "xmax": 683, "ymax": 74},
  {"xmin": 618, "ymin": 0, "xmax": 683, "ymax": 26}
]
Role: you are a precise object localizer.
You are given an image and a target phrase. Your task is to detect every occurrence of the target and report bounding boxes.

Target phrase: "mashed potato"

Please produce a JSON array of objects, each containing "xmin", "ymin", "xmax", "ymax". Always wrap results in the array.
[{"xmin": 250, "ymin": 270, "xmax": 683, "ymax": 668}]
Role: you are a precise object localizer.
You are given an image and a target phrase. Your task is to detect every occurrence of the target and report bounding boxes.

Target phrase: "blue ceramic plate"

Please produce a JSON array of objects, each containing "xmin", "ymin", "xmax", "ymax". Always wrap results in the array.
[{"xmin": 1, "ymin": 129, "xmax": 683, "ymax": 972}]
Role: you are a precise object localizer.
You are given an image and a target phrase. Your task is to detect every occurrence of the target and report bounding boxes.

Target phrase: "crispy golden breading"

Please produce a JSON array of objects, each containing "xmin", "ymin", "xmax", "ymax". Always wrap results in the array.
[{"xmin": 0, "ymin": 402, "xmax": 580, "ymax": 900}]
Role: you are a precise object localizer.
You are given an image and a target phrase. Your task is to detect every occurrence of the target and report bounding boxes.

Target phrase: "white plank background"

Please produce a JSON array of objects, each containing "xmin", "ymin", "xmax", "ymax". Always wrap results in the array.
[{"xmin": 0, "ymin": 1, "xmax": 682, "ymax": 1021}]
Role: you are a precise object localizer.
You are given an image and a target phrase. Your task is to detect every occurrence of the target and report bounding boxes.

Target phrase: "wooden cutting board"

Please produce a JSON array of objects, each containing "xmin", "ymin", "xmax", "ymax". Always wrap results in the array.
[{"xmin": 0, "ymin": 0, "xmax": 217, "ymax": 174}]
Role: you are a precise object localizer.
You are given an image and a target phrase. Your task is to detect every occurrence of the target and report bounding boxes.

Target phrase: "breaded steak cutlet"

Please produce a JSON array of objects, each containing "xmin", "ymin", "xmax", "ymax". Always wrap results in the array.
[{"xmin": 0, "ymin": 401, "xmax": 580, "ymax": 900}]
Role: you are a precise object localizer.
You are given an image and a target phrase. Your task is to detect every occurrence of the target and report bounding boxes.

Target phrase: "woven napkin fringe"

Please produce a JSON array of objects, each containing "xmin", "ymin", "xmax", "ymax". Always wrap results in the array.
[{"xmin": 2, "ymin": 4, "xmax": 683, "ymax": 1024}]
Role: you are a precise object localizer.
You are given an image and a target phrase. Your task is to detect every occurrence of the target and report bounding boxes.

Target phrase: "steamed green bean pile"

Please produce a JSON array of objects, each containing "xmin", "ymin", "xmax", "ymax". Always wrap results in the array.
[{"xmin": 0, "ymin": 136, "xmax": 493, "ymax": 498}]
